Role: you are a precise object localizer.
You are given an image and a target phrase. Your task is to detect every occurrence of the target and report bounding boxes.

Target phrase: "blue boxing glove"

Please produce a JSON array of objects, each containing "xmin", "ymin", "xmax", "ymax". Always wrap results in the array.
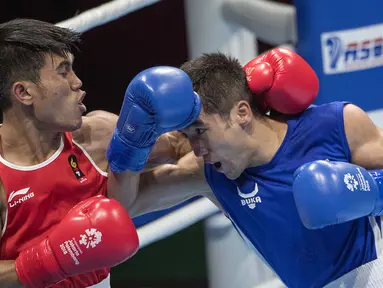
[
  {"xmin": 293, "ymin": 160, "xmax": 383, "ymax": 229},
  {"xmin": 106, "ymin": 66, "xmax": 201, "ymax": 173}
]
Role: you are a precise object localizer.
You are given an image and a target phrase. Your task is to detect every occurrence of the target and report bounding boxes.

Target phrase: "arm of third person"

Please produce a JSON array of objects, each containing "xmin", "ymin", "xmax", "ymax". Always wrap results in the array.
[{"xmin": 0, "ymin": 178, "xmax": 23, "ymax": 288}]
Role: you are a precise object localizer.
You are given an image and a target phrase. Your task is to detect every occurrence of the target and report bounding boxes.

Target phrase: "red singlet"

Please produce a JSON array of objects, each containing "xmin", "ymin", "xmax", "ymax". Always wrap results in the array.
[{"xmin": 0, "ymin": 132, "xmax": 109, "ymax": 287}]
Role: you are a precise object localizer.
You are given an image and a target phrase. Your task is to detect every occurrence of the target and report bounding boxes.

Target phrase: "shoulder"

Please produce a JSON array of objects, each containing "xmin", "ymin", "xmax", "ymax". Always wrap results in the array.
[
  {"xmin": 71, "ymin": 110, "xmax": 118, "ymax": 171},
  {"xmin": 72, "ymin": 110, "xmax": 118, "ymax": 147},
  {"xmin": 343, "ymin": 103, "xmax": 380, "ymax": 152},
  {"xmin": 279, "ymin": 101, "xmax": 347, "ymax": 135},
  {"xmin": 301, "ymin": 101, "xmax": 346, "ymax": 117},
  {"xmin": 343, "ymin": 103, "xmax": 372, "ymax": 127},
  {"xmin": 290, "ymin": 101, "xmax": 350, "ymax": 134}
]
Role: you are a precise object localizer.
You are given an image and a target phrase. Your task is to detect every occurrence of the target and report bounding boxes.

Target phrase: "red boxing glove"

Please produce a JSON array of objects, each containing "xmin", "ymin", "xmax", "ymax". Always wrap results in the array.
[
  {"xmin": 15, "ymin": 195, "xmax": 139, "ymax": 288},
  {"xmin": 244, "ymin": 48, "xmax": 319, "ymax": 114}
]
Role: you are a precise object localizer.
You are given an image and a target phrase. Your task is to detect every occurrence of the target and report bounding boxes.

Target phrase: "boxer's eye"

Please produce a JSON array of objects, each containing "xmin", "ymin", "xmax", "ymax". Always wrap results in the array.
[
  {"xmin": 196, "ymin": 128, "xmax": 207, "ymax": 136},
  {"xmin": 56, "ymin": 60, "xmax": 74, "ymax": 79}
]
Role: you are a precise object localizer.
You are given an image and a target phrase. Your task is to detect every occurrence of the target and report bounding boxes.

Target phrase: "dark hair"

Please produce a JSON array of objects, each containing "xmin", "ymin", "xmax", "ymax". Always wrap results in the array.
[
  {"xmin": 0, "ymin": 18, "xmax": 82, "ymax": 111},
  {"xmin": 180, "ymin": 52, "xmax": 260, "ymax": 120}
]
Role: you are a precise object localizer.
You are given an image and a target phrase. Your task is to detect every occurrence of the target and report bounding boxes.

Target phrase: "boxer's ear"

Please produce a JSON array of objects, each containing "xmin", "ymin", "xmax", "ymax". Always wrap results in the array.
[
  {"xmin": 233, "ymin": 100, "xmax": 252, "ymax": 127},
  {"xmin": 12, "ymin": 81, "xmax": 34, "ymax": 106}
]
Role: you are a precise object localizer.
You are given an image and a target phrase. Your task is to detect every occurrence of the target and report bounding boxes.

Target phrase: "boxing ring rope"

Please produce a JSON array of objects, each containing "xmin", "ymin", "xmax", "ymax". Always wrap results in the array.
[
  {"xmin": 56, "ymin": 0, "xmax": 162, "ymax": 33},
  {"xmin": 222, "ymin": 0, "xmax": 296, "ymax": 45},
  {"xmin": 137, "ymin": 197, "xmax": 219, "ymax": 248}
]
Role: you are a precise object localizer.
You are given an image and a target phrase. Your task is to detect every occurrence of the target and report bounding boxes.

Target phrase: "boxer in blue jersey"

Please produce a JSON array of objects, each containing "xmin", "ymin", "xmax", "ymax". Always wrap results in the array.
[{"xmin": 107, "ymin": 48, "xmax": 383, "ymax": 287}]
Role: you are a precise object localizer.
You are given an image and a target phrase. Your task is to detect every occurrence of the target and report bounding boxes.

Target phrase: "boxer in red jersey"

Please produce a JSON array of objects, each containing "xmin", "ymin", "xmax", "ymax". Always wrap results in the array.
[{"xmin": 0, "ymin": 19, "xmax": 184, "ymax": 288}]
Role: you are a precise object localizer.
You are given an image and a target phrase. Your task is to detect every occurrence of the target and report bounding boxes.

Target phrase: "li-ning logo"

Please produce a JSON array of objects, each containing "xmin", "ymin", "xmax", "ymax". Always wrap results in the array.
[
  {"xmin": 237, "ymin": 182, "xmax": 261, "ymax": 209},
  {"xmin": 68, "ymin": 155, "xmax": 87, "ymax": 183},
  {"xmin": 79, "ymin": 228, "xmax": 102, "ymax": 248},
  {"xmin": 8, "ymin": 187, "xmax": 35, "ymax": 208}
]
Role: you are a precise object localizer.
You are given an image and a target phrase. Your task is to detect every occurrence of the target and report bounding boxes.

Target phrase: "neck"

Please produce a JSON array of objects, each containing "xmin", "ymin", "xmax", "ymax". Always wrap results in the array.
[
  {"xmin": 247, "ymin": 115, "xmax": 288, "ymax": 168},
  {"xmin": 0, "ymin": 109, "xmax": 62, "ymax": 166}
]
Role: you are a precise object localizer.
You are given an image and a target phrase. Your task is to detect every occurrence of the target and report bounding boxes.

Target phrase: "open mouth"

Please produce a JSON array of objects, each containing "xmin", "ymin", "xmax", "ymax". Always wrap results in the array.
[
  {"xmin": 78, "ymin": 92, "xmax": 87, "ymax": 113},
  {"xmin": 213, "ymin": 162, "xmax": 222, "ymax": 169},
  {"xmin": 78, "ymin": 102, "xmax": 87, "ymax": 113}
]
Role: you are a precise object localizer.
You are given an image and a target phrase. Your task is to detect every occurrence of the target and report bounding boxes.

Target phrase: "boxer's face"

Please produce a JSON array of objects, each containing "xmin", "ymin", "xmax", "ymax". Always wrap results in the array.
[
  {"xmin": 182, "ymin": 101, "xmax": 253, "ymax": 180},
  {"xmin": 23, "ymin": 53, "xmax": 86, "ymax": 131}
]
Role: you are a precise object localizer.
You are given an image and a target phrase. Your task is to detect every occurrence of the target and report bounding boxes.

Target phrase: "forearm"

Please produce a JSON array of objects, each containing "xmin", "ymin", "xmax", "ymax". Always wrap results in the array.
[
  {"xmin": 106, "ymin": 133, "xmax": 181, "ymax": 212},
  {"xmin": 107, "ymin": 169, "xmax": 140, "ymax": 214},
  {"xmin": 129, "ymin": 165, "xmax": 196, "ymax": 217},
  {"xmin": 129, "ymin": 154, "xmax": 211, "ymax": 218},
  {"xmin": 106, "ymin": 164, "xmax": 191, "ymax": 217},
  {"xmin": 0, "ymin": 260, "xmax": 23, "ymax": 288},
  {"xmin": 107, "ymin": 134, "xmax": 194, "ymax": 216}
]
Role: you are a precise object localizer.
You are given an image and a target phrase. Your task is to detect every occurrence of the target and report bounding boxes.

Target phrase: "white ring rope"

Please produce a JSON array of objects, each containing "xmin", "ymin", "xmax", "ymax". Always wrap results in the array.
[
  {"xmin": 56, "ymin": 0, "xmax": 222, "ymax": 249},
  {"xmin": 56, "ymin": 0, "xmax": 162, "ymax": 33},
  {"xmin": 137, "ymin": 197, "xmax": 220, "ymax": 249}
]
